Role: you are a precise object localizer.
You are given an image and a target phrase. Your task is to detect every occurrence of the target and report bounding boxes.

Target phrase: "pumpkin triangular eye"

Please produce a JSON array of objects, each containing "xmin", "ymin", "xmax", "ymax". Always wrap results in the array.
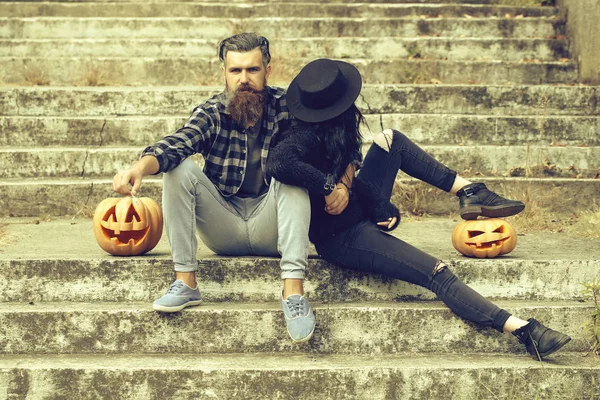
[
  {"xmin": 102, "ymin": 206, "xmax": 117, "ymax": 221},
  {"xmin": 492, "ymin": 226, "xmax": 505, "ymax": 233},
  {"xmin": 125, "ymin": 204, "xmax": 141, "ymax": 223},
  {"xmin": 467, "ymin": 230, "xmax": 485, "ymax": 238}
]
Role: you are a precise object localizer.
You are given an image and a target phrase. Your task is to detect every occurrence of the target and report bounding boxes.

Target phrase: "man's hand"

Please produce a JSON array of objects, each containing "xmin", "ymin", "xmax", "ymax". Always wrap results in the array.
[
  {"xmin": 325, "ymin": 183, "xmax": 350, "ymax": 215},
  {"xmin": 112, "ymin": 156, "xmax": 159, "ymax": 196},
  {"xmin": 112, "ymin": 168, "xmax": 143, "ymax": 196}
]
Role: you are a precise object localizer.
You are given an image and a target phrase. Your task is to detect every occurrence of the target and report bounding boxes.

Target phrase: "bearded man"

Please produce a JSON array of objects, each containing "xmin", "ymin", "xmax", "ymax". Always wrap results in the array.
[{"xmin": 112, "ymin": 33, "xmax": 319, "ymax": 343}]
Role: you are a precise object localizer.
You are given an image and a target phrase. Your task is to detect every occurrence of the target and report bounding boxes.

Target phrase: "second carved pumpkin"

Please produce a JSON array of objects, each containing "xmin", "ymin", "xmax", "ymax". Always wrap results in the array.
[{"xmin": 452, "ymin": 218, "xmax": 517, "ymax": 258}]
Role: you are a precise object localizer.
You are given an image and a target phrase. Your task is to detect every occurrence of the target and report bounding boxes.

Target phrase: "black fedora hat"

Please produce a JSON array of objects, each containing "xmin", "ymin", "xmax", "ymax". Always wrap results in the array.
[{"xmin": 287, "ymin": 59, "xmax": 362, "ymax": 123}]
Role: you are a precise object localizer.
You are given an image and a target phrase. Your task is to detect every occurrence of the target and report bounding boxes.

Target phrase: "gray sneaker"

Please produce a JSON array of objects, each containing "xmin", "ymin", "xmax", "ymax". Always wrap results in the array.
[
  {"xmin": 280, "ymin": 293, "xmax": 316, "ymax": 343},
  {"xmin": 152, "ymin": 280, "xmax": 202, "ymax": 312}
]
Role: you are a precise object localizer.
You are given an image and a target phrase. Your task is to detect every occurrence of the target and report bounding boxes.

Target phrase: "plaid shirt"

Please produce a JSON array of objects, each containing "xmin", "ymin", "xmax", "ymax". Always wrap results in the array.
[{"xmin": 141, "ymin": 86, "xmax": 293, "ymax": 196}]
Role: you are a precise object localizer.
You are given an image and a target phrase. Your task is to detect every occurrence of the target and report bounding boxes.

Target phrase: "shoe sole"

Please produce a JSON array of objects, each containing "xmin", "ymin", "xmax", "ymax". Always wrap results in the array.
[
  {"xmin": 537, "ymin": 336, "xmax": 572, "ymax": 359},
  {"xmin": 461, "ymin": 204, "xmax": 525, "ymax": 220},
  {"xmin": 152, "ymin": 300, "xmax": 202, "ymax": 313}
]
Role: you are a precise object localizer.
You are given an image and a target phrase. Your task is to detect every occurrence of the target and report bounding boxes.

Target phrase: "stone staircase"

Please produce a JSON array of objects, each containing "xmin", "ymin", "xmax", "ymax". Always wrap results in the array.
[{"xmin": 1, "ymin": 0, "xmax": 599, "ymax": 398}]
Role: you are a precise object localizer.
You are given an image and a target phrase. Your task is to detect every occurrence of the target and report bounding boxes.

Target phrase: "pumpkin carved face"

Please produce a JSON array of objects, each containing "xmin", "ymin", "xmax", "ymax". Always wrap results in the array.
[
  {"xmin": 452, "ymin": 218, "xmax": 517, "ymax": 258},
  {"xmin": 93, "ymin": 197, "xmax": 163, "ymax": 256}
]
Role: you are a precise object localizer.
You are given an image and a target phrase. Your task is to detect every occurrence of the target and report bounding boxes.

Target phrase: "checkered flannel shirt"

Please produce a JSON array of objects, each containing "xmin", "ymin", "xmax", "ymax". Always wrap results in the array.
[{"xmin": 141, "ymin": 86, "xmax": 293, "ymax": 197}]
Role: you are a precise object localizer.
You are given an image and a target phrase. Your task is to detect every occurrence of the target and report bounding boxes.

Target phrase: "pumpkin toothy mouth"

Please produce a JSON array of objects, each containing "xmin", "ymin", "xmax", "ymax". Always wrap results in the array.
[
  {"xmin": 466, "ymin": 227, "xmax": 512, "ymax": 249},
  {"xmin": 101, "ymin": 226, "xmax": 150, "ymax": 246},
  {"xmin": 466, "ymin": 237, "xmax": 511, "ymax": 249}
]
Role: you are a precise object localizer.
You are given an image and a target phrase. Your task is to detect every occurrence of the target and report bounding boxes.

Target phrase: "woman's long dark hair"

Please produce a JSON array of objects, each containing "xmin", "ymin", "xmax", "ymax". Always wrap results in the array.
[{"xmin": 314, "ymin": 103, "xmax": 364, "ymax": 181}]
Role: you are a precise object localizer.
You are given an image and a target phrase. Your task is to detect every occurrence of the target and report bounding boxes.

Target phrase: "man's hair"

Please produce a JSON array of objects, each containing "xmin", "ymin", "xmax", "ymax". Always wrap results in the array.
[{"xmin": 218, "ymin": 32, "xmax": 271, "ymax": 67}]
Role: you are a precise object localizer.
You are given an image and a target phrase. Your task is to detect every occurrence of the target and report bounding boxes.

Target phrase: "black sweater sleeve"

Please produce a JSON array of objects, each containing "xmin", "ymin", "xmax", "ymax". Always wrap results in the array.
[
  {"xmin": 267, "ymin": 126, "xmax": 332, "ymax": 196},
  {"xmin": 267, "ymin": 123, "xmax": 400, "ymax": 231},
  {"xmin": 352, "ymin": 178, "xmax": 401, "ymax": 230}
]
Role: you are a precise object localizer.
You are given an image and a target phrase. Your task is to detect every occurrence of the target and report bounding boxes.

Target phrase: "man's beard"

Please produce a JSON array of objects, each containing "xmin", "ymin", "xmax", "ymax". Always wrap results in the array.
[{"xmin": 226, "ymin": 83, "xmax": 266, "ymax": 128}]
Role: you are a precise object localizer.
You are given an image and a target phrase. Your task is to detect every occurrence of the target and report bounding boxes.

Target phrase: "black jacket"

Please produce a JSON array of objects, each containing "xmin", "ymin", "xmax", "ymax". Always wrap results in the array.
[{"xmin": 267, "ymin": 121, "xmax": 400, "ymax": 243}]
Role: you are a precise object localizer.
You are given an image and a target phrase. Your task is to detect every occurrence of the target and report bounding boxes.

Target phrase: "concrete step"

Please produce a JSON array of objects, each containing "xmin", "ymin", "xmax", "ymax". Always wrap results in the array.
[
  {"xmin": 1, "ymin": 57, "xmax": 577, "ymax": 86},
  {"xmin": 2, "ymin": 85, "xmax": 597, "ymax": 117},
  {"xmin": 4, "ymin": 256, "xmax": 598, "ymax": 304},
  {"xmin": 0, "ymin": 17, "xmax": 561, "ymax": 39},
  {"xmin": 1, "ymin": 353, "xmax": 597, "ymax": 399},
  {"xmin": 0, "ymin": 0, "xmax": 552, "ymax": 4},
  {"xmin": 1, "ymin": 217, "xmax": 598, "ymax": 303},
  {"xmin": 1, "ymin": 145, "xmax": 597, "ymax": 179},
  {"xmin": 0, "ymin": 37, "xmax": 570, "ymax": 61},
  {"xmin": 0, "ymin": 300, "xmax": 592, "ymax": 354},
  {"xmin": 0, "ymin": 3, "xmax": 559, "ymax": 19},
  {"xmin": 3, "ymin": 113, "xmax": 597, "ymax": 147},
  {"xmin": 0, "ymin": 176, "xmax": 598, "ymax": 218}
]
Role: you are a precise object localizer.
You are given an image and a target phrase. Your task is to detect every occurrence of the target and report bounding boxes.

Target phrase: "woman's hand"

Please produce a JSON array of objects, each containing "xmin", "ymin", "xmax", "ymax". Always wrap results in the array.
[
  {"xmin": 371, "ymin": 201, "xmax": 401, "ymax": 231},
  {"xmin": 325, "ymin": 183, "xmax": 350, "ymax": 215},
  {"xmin": 377, "ymin": 217, "xmax": 398, "ymax": 230}
]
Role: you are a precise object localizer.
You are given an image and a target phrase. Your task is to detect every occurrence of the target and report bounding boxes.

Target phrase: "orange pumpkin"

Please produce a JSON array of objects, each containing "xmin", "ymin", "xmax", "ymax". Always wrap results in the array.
[
  {"xmin": 452, "ymin": 218, "xmax": 517, "ymax": 259},
  {"xmin": 93, "ymin": 197, "xmax": 163, "ymax": 256}
]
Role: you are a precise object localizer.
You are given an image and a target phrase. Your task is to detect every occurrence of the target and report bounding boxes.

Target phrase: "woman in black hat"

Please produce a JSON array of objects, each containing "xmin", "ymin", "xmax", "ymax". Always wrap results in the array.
[{"xmin": 266, "ymin": 58, "xmax": 570, "ymax": 359}]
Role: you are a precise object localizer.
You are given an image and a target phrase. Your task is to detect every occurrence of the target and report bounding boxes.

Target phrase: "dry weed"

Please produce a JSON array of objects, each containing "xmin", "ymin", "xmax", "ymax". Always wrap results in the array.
[
  {"xmin": 22, "ymin": 64, "xmax": 50, "ymax": 86},
  {"xmin": 390, "ymin": 180, "xmax": 600, "ymax": 239},
  {"xmin": 71, "ymin": 202, "xmax": 96, "ymax": 219},
  {"xmin": 564, "ymin": 207, "xmax": 600, "ymax": 238},
  {"xmin": 581, "ymin": 278, "xmax": 600, "ymax": 356},
  {"xmin": 80, "ymin": 64, "xmax": 108, "ymax": 86},
  {"xmin": 0, "ymin": 223, "xmax": 17, "ymax": 248},
  {"xmin": 497, "ymin": 185, "xmax": 600, "ymax": 238},
  {"xmin": 392, "ymin": 181, "xmax": 428, "ymax": 216}
]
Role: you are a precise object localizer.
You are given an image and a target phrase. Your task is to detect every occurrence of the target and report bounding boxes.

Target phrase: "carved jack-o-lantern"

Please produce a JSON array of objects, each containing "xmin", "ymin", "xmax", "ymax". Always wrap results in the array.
[
  {"xmin": 452, "ymin": 218, "xmax": 517, "ymax": 258},
  {"xmin": 93, "ymin": 197, "xmax": 163, "ymax": 256}
]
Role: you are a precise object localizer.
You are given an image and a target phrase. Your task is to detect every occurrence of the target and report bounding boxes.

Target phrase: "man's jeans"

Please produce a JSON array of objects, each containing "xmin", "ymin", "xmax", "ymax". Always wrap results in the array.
[
  {"xmin": 315, "ymin": 130, "xmax": 511, "ymax": 332},
  {"xmin": 162, "ymin": 159, "xmax": 310, "ymax": 280}
]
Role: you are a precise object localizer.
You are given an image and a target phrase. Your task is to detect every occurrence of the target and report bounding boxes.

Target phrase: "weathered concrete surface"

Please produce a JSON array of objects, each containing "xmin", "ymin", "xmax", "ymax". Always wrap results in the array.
[
  {"xmin": 1, "ymin": 57, "xmax": 577, "ymax": 86},
  {"xmin": 0, "ymin": 147, "xmax": 141, "ymax": 178},
  {"xmin": 0, "ymin": 3, "xmax": 558, "ymax": 19},
  {"xmin": 1, "ymin": 177, "xmax": 599, "ymax": 218},
  {"xmin": 1, "ymin": 144, "xmax": 598, "ymax": 179},
  {"xmin": 0, "ymin": 37, "xmax": 570, "ymax": 61},
  {"xmin": 0, "ymin": 17, "xmax": 561, "ymax": 39},
  {"xmin": 0, "ymin": 353, "xmax": 598, "ymax": 400},
  {"xmin": 0, "ymin": 218, "xmax": 598, "ymax": 303},
  {"xmin": 2, "ymin": 114, "xmax": 599, "ymax": 147},
  {"xmin": 1, "ymin": 85, "xmax": 597, "ymax": 116},
  {"xmin": 1, "ymin": 258, "xmax": 598, "ymax": 303},
  {"xmin": 0, "ymin": 301, "xmax": 592, "ymax": 354},
  {"xmin": 0, "ymin": 0, "xmax": 552, "ymax": 4},
  {"xmin": 558, "ymin": 0, "xmax": 600, "ymax": 84},
  {"xmin": 4, "ymin": 57, "xmax": 580, "ymax": 88}
]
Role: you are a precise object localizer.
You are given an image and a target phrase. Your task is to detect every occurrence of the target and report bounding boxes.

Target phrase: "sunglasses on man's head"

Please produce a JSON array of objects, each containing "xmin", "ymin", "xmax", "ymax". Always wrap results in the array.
[{"xmin": 218, "ymin": 37, "xmax": 270, "ymax": 62}]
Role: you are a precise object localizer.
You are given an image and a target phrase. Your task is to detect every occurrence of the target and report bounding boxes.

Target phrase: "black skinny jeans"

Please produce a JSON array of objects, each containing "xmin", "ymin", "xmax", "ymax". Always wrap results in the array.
[{"xmin": 315, "ymin": 130, "xmax": 511, "ymax": 332}]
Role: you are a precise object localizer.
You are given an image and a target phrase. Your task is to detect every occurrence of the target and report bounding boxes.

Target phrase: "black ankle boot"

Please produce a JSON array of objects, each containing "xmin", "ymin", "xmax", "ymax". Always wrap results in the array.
[
  {"xmin": 457, "ymin": 182, "xmax": 525, "ymax": 220},
  {"xmin": 512, "ymin": 318, "xmax": 571, "ymax": 360}
]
